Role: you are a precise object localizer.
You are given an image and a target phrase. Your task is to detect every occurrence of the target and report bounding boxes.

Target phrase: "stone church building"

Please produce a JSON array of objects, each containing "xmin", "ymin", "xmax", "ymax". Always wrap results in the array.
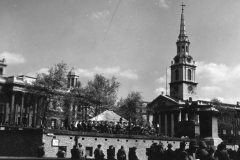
[{"xmin": 147, "ymin": 6, "xmax": 240, "ymax": 144}]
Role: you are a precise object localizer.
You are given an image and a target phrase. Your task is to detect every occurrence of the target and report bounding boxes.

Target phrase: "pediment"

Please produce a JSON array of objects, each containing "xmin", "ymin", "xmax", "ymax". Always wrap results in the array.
[{"xmin": 149, "ymin": 95, "xmax": 179, "ymax": 109}]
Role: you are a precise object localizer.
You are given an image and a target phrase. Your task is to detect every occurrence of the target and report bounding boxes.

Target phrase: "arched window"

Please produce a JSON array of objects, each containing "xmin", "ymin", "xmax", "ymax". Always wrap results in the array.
[
  {"xmin": 178, "ymin": 46, "xmax": 180, "ymax": 53},
  {"xmin": 181, "ymin": 46, "xmax": 185, "ymax": 52},
  {"xmin": 188, "ymin": 69, "xmax": 192, "ymax": 80},
  {"xmin": 175, "ymin": 69, "xmax": 179, "ymax": 81},
  {"xmin": 186, "ymin": 46, "xmax": 189, "ymax": 52}
]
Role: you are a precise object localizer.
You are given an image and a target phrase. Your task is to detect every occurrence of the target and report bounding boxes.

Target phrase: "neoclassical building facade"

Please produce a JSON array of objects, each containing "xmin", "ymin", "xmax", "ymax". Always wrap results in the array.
[
  {"xmin": 147, "ymin": 6, "xmax": 240, "ymax": 144},
  {"xmin": 0, "ymin": 60, "xmax": 85, "ymax": 128}
]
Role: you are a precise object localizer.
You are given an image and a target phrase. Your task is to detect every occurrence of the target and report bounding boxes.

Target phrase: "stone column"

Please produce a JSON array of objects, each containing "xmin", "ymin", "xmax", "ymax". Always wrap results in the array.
[
  {"xmin": 32, "ymin": 101, "xmax": 36, "ymax": 127},
  {"xmin": 178, "ymin": 110, "xmax": 181, "ymax": 122},
  {"xmin": 74, "ymin": 104, "xmax": 77, "ymax": 119},
  {"xmin": 185, "ymin": 113, "xmax": 188, "ymax": 121},
  {"xmin": 36, "ymin": 99, "xmax": 40, "ymax": 127},
  {"xmin": 4, "ymin": 96, "xmax": 9, "ymax": 123},
  {"xmin": 165, "ymin": 114, "xmax": 168, "ymax": 136},
  {"xmin": 69, "ymin": 103, "xmax": 73, "ymax": 122},
  {"xmin": 158, "ymin": 115, "xmax": 161, "ymax": 135},
  {"xmin": 197, "ymin": 115, "xmax": 199, "ymax": 123},
  {"xmin": 28, "ymin": 106, "xmax": 32, "ymax": 126},
  {"xmin": 19, "ymin": 93, "xmax": 24, "ymax": 124},
  {"xmin": 171, "ymin": 113, "xmax": 174, "ymax": 137},
  {"xmin": 9, "ymin": 91, "xmax": 15, "ymax": 123},
  {"xmin": 85, "ymin": 105, "xmax": 87, "ymax": 120}
]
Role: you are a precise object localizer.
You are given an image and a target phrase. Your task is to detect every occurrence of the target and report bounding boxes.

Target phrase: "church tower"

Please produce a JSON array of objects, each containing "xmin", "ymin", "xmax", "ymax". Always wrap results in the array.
[{"xmin": 169, "ymin": 4, "xmax": 198, "ymax": 101}]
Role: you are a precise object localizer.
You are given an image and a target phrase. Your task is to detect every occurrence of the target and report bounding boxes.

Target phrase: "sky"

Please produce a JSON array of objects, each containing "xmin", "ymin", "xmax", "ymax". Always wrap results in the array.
[{"xmin": 0, "ymin": 0, "xmax": 240, "ymax": 104}]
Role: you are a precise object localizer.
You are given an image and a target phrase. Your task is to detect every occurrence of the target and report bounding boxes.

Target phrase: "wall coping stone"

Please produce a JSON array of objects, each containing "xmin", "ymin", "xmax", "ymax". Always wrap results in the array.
[{"xmin": 43, "ymin": 129, "xmax": 191, "ymax": 141}]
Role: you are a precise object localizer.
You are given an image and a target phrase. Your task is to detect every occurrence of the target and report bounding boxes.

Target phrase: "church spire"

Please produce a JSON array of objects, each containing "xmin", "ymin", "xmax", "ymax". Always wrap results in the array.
[{"xmin": 178, "ymin": 2, "xmax": 188, "ymax": 41}]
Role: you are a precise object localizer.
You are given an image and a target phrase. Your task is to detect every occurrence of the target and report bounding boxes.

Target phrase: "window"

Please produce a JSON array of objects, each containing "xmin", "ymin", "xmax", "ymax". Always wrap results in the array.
[
  {"xmin": 0, "ymin": 68, "xmax": 3, "ymax": 75},
  {"xmin": 223, "ymin": 129, "xmax": 226, "ymax": 135},
  {"xmin": 188, "ymin": 69, "xmax": 192, "ymax": 80},
  {"xmin": 181, "ymin": 46, "xmax": 185, "ymax": 52},
  {"xmin": 175, "ymin": 69, "xmax": 179, "ymax": 81},
  {"xmin": 86, "ymin": 147, "xmax": 93, "ymax": 157},
  {"xmin": 71, "ymin": 78, "xmax": 75, "ymax": 87},
  {"xmin": 51, "ymin": 119, "xmax": 56, "ymax": 128},
  {"xmin": 68, "ymin": 78, "xmax": 70, "ymax": 87},
  {"xmin": 231, "ymin": 130, "xmax": 234, "ymax": 135},
  {"xmin": 186, "ymin": 46, "xmax": 189, "ymax": 52}
]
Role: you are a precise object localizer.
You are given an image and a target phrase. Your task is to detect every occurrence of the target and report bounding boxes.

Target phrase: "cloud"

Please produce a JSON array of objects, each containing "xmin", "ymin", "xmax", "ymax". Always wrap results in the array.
[
  {"xmin": 27, "ymin": 68, "xmax": 48, "ymax": 77},
  {"xmin": 200, "ymin": 86, "xmax": 222, "ymax": 96},
  {"xmin": 196, "ymin": 61, "xmax": 240, "ymax": 86},
  {"xmin": 198, "ymin": 97, "xmax": 211, "ymax": 101},
  {"xmin": 76, "ymin": 66, "xmax": 138, "ymax": 80},
  {"xmin": 155, "ymin": 69, "xmax": 170, "ymax": 83},
  {"xmin": 155, "ymin": 75, "xmax": 165, "ymax": 83},
  {"xmin": 91, "ymin": 10, "xmax": 110, "ymax": 19},
  {"xmin": 0, "ymin": 52, "xmax": 26, "ymax": 64},
  {"xmin": 158, "ymin": 0, "xmax": 170, "ymax": 8},
  {"xmin": 155, "ymin": 87, "xmax": 166, "ymax": 95}
]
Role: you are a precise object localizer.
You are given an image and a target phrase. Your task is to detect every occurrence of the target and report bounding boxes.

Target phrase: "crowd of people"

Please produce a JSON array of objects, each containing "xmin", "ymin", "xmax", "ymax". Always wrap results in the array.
[
  {"xmin": 70, "ymin": 143, "xmax": 138, "ymax": 160},
  {"xmin": 146, "ymin": 141, "xmax": 240, "ymax": 160},
  {"xmin": 66, "ymin": 120, "xmax": 157, "ymax": 136},
  {"xmin": 37, "ymin": 139, "xmax": 240, "ymax": 160},
  {"xmin": 1, "ymin": 119, "xmax": 158, "ymax": 136}
]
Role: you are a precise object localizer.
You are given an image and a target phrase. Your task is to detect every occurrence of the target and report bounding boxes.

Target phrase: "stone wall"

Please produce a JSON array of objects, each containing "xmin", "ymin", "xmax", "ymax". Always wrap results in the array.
[
  {"xmin": 0, "ymin": 127, "xmax": 191, "ymax": 159},
  {"xmin": 43, "ymin": 129, "xmax": 190, "ymax": 160}
]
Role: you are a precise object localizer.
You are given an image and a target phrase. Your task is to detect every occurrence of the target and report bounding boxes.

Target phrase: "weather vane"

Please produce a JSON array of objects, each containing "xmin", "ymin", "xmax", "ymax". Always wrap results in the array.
[{"xmin": 181, "ymin": 2, "xmax": 186, "ymax": 13}]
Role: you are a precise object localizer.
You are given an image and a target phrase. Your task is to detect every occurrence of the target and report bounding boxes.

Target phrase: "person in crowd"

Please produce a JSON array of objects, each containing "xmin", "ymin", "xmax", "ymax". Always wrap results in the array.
[
  {"xmin": 236, "ymin": 144, "xmax": 240, "ymax": 160},
  {"xmin": 146, "ymin": 142, "xmax": 157, "ymax": 160},
  {"xmin": 206, "ymin": 146, "xmax": 216, "ymax": 160},
  {"xmin": 178, "ymin": 141, "xmax": 198, "ymax": 160},
  {"xmin": 56, "ymin": 147, "xmax": 66, "ymax": 158},
  {"xmin": 155, "ymin": 142, "xmax": 165, "ymax": 160},
  {"xmin": 71, "ymin": 145, "xmax": 78, "ymax": 159},
  {"xmin": 37, "ymin": 141, "xmax": 45, "ymax": 157},
  {"xmin": 117, "ymin": 146, "xmax": 126, "ymax": 160},
  {"xmin": 82, "ymin": 120, "xmax": 87, "ymax": 132},
  {"xmin": 77, "ymin": 121, "xmax": 83, "ymax": 131},
  {"xmin": 94, "ymin": 144, "xmax": 105, "ymax": 160},
  {"xmin": 165, "ymin": 143, "xmax": 175, "ymax": 160},
  {"xmin": 227, "ymin": 148, "xmax": 235, "ymax": 160},
  {"xmin": 128, "ymin": 147, "xmax": 139, "ymax": 160},
  {"xmin": 196, "ymin": 141, "xmax": 209, "ymax": 160},
  {"xmin": 214, "ymin": 143, "xmax": 230, "ymax": 160},
  {"xmin": 107, "ymin": 145, "xmax": 115, "ymax": 160},
  {"xmin": 175, "ymin": 141, "xmax": 186, "ymax": 160},
  {"xmin": 87, "ymin": 121, "xmax": 92, "ymax": 132},
  {"xmin": 78, "ymin": 143, "xmax": 85, "ymax": 160}
]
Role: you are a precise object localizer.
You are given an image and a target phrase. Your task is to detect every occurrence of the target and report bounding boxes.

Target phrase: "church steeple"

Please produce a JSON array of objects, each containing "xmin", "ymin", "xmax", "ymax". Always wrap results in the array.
[
  {"xmin": 169, "ymin": 3, "xmax": 198, "ymax": 101},
  {"xmin": 176, "ymin": 2, "xmax": 190, "ymax": 59},
  {"xmin": 178, "ymin": 3, "xmax": 188, "ymax": 41}
]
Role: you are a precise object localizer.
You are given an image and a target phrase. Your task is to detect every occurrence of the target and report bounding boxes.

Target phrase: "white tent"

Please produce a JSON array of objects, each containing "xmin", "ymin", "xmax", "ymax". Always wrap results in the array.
[{"xmin": 89, "ymin": 110, "xmax": 128, "ymax": 122}]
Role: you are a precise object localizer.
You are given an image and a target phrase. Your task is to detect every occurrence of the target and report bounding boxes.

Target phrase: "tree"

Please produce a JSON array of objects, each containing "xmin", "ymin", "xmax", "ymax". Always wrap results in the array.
[
  {"xmin": 115, "ymin": 92, "xmax": 146, "ymax": 124},
  {"xmin": 25, "ymin": 62, "xmax": 69, "ymax": 126},
  {"xmin": 74, "ymin": 74, "xmax": 120, "ymax": 118},
  {"xmin": 211, "ymin": 98, "xmax": 237, "ymax": 128}
]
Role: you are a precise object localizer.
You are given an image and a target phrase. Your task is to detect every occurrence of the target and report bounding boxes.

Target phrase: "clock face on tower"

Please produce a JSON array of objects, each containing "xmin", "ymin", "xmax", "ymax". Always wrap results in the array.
[
  {"xmin": 188, "ymin": 86, "xmax": 193, "ymax": 91},
  {"xmin": 188, "ymin": 86, "xmax": 194, "ymax": 94}
]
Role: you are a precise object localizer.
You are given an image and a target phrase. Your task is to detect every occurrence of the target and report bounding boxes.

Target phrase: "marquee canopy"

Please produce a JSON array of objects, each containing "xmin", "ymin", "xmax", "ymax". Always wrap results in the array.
[{"xmin": 89, "ymin": 110, "xmax": 128, "ymax": 122}]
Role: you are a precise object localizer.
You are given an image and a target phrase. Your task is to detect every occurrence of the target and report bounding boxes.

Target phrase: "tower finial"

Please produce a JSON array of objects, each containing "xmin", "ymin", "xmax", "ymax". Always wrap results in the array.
[
  {"xmin": 178, "ymin": 2, "xmax": 188, "ymax": 40},
  {"xmin": 181, "ymin": 2, "xmax": 186, "ymax": 13}
]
